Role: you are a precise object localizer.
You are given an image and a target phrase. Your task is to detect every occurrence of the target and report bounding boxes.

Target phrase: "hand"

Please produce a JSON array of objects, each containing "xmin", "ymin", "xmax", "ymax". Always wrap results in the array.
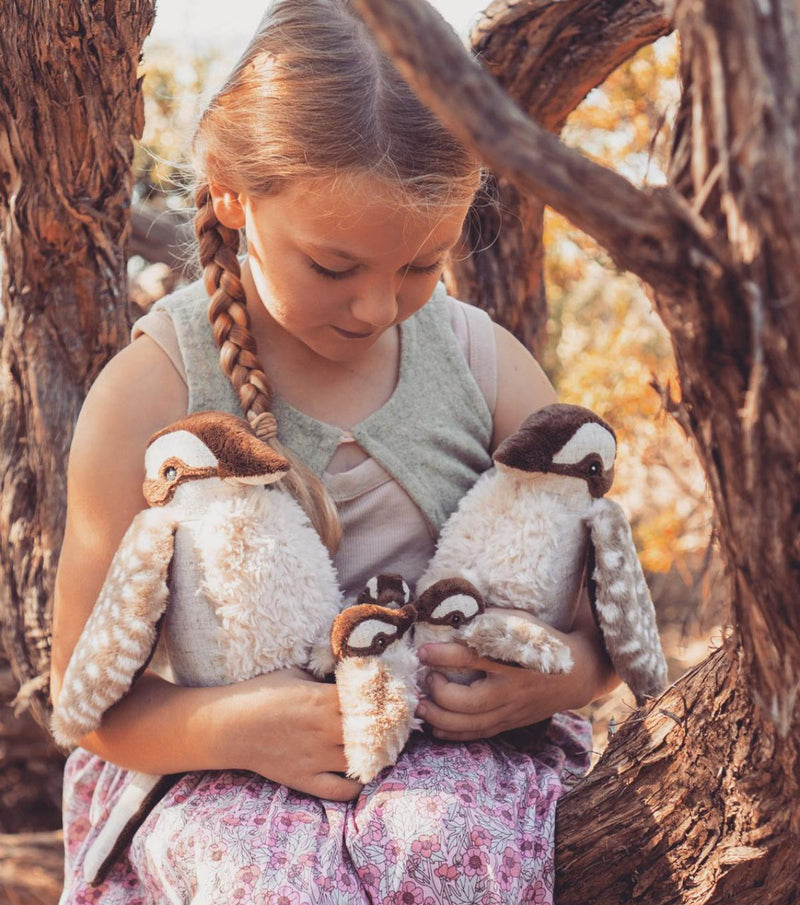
[
  {"xmin": 415, "ymin": 605, "xmax": 617, "ymax": 742},
  {"xmin": 215, "ymin": 667, "xmax": 363, "ymax": 801}
]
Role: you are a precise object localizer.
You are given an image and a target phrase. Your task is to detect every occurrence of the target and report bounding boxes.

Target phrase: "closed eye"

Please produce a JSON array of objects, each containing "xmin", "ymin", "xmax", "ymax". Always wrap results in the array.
[
  {"xmin": 308, "ymin": 258, "xmax": 444, "ymax": 281},
  {"xmin": 403, "ymin": 259, "xmax": 443, "ymax": 276},
  {"xmin": 308, "ymin": 259, "xmax": 356, "ymax": 281}
]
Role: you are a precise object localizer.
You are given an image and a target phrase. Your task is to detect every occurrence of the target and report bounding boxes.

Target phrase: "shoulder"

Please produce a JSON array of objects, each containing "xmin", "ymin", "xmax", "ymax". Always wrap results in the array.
[
  {"xmin": 67, "ymin": 337, "xmax": 188, "ymax": 526},
  {"xmin": 491, "ymin": 323, "xmax": 557, "ymax": 451}
]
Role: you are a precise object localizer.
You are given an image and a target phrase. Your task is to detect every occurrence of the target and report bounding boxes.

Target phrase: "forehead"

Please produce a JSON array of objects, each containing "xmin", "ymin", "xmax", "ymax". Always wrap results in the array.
[{"xmin": 250, "ymin": 174, "xmax": 471, "ymax": 257}]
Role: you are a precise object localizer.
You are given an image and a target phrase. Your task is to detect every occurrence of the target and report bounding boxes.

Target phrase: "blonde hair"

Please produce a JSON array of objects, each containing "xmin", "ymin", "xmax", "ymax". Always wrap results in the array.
[{"xmin": 191, "ymin": 0, "xmax": 481, "ymax": 552}]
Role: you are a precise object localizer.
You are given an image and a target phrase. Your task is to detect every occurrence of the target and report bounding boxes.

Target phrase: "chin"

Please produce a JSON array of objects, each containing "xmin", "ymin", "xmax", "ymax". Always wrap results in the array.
[{"xmin": 316, "ymin": 330, "xmax": 386, "ymax": 361}]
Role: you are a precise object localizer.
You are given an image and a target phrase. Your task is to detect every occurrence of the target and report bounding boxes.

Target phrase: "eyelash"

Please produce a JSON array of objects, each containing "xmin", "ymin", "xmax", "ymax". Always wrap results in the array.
[{"xmin": 308, "ymin": 259, "xmax": 443, "ymax": 281}]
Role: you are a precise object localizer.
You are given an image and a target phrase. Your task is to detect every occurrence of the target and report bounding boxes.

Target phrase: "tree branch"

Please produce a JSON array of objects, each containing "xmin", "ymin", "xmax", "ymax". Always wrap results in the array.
[
  {"xmin": 447, "ymin": 0, "xmax": 672, "ymax": 356},
  {"xmin": 350, "ymin": 0, "xmax": 717, "ymax": 297}
]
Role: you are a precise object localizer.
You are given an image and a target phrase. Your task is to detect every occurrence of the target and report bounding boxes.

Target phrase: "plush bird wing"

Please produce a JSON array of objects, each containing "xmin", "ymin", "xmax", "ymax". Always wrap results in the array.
[
  {"xmin": 585, "ymin": 497, "xmax": 668, "ymax": 705},
  {"xmin": 462, "ymin": 611, "xmax": 573, "ymax": 674},
  {"xmin": 333, "ymin": 603, "xmax": 420, "ymax": 783},
  {"xmin": 51, "ymin": 507, "xmax": 178, "ymax": 748},
  {"xmin": 336, "ymin": 648, "xmax": 421, "ymax": 783}
]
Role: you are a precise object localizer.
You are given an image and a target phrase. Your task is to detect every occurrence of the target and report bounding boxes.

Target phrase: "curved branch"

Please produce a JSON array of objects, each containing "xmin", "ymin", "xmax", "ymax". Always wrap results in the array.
[
  {"xmin": 350, "ymin": 0, "xmax": 714, "ymax": 298},
  {"xmin": 473, "ymin": 0, "xmax": 671, "ymax": 131},
  {"xmin": 447, "ymin": 0, "xmax": 672, "ymax": 355}
]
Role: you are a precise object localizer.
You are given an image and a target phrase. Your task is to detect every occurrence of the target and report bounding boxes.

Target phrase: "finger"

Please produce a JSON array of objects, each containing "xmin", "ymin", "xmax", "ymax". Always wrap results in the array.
[
  {"xmin": 425, "ymin": 671, "xmax": 502, "ymax": 715},
  {"xmin": 311, "ymin": 772, "xmax": 363, "ymax": 802},
  {"xmin": 417, "ymin": 694, "xmax": 503, "ymax": 734},
  {"xmin": 417, "ymin": 642, "xmax": 483, "ymax": 670},
  {"xmin": 418, "ymin": 642, "xmax": 519, "ymax": 676},
  {"xmin": 320, "ymin": 745, "xmax": 350, "ymax": 775}
]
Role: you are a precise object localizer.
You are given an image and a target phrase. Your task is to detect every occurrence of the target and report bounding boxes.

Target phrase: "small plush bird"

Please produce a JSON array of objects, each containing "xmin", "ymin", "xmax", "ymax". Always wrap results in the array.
[
  {"xmin": 356, "ymin": 573, "xmax": 413, "ymax": 608},
  {"xmin": 51, "ymin": 411, "xmax": 343, "ymax": 883},
  {"xmin": 306, "ymin": 572, "xmax": 414, "ymax": 678},
  {"xmin": 413, "ymin": 577, "xmax": 490, "ymax": 685},
  {"xmin": 417, "ymin": 403, "xmax": 668, "ymax": 705},
  {"xmin": 331, "ymin": 601, "xmax": 420, "ymax": 783}
]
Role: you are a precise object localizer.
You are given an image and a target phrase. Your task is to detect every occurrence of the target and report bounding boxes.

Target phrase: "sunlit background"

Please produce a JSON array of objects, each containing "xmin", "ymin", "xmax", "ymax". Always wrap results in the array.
[{"xmin": 150, "ymin": 0, "xmax": 485, "ymax": 50}]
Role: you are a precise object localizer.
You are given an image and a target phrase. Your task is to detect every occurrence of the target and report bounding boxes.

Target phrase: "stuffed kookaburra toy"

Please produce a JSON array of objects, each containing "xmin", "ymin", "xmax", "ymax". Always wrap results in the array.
[
  {"xmin": 416, "ymin": 403, "xmax": 668, "ymax": 705},
  {"xmin": 327, "ymin": 574, "xmax": 485, "ymax": 783},
  {"xmin": 330, "ymin": 596, "xmax": 420, "ymax": 783},
  {"xmin": 51, "ymin": 411, "xmax": 343, "ymax": 884}
]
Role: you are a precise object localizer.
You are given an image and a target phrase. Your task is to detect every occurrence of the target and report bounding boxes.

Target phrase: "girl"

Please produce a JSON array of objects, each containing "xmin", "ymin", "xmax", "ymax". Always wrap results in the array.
[{"xmin": 51, "ymin": 1, "xmax": 618, "ymax": 902}]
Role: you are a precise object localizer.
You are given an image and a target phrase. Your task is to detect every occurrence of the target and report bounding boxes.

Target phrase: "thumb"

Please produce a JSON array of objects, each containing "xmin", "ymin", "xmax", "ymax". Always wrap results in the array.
[{"xmin": 417, "ymin": 641, "xmax": 482, "ymax": 670}]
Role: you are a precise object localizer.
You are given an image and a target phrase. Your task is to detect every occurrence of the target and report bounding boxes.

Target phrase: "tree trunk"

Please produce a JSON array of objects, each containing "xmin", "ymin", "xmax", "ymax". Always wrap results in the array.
[
  {"xmin": 0, "ymin": 1, "xmax": 155, "ymax": 731},
  {"xmin": 447, "ymin": 0, "xmax": 671, "ymax": 357},
  {"xmin": 351, "ymin": 0, "xmax": 800, "ymax": 900}
]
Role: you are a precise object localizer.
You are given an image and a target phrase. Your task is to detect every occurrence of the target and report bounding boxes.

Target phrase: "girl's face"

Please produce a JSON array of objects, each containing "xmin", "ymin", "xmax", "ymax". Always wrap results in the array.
[{"xmin": 235, "ymin": 175, "xmax": 472, "ymax": 363}]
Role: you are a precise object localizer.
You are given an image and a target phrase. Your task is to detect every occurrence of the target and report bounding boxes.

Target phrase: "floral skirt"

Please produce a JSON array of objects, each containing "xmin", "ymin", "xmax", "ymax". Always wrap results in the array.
[{"xmin": 60, "ymin": 714, "xmax": 591, "ymax": 905}]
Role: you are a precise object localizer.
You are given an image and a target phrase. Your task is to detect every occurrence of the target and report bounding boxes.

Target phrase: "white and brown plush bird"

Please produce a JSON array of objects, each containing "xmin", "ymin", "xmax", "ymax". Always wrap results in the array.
[
  {"xmin": 413, "ymin": 577, "xmax": 490, "ymax": 685},
  {"xmin": 417, "ymin": 403, "xmax": 668, "ymax": 705},
  {"xmin": 305, "ymin": 571, "xmax": 414, "ymax": 679},
  {"xmin": 51, "ymin": 411, "xmax": 343, "ymax": 883},
  {"xmin": 355, "ymin": 573, "xmax": 413, "ymax": 608},
  {"xmin": 331, "ymin": 601, "xmax": 420, "ymax": 783}
]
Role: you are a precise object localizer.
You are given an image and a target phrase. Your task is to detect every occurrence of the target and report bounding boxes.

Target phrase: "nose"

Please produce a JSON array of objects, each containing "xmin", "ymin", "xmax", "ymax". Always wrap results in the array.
[{"xmin": 349, "ymin": 280, "xmax": 399, "ymax": 329}]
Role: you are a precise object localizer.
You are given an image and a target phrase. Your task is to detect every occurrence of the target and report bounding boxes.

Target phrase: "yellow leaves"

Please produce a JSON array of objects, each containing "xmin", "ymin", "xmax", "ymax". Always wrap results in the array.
[
  {"xmin": 561, "ymin": 35, "xmax": 680, "ymax": 186},
  {"xmin": 638, "ymin": 508, "xmax": 689, "ymax": 574},
  {"xmin": 135, "ymin": 41, "xmax": 227, "ymax": 200},
  {"xmin": 544, "ymin": 35, "xmax": 713, "ymax": 580}
]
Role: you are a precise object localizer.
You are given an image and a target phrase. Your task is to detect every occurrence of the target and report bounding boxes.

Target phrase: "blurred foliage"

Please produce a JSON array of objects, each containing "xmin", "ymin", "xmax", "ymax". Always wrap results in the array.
[
  {"xmin": 134, "ymin": 41, "xmax": 228, "ymax": 206},
  {"xmin": 543, "ymin": 36, "xmax": 718, "ymax": 594}
]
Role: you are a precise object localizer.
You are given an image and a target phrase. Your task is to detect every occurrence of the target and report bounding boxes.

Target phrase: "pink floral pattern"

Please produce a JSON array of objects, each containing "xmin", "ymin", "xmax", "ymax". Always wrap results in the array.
[{"xmin": 60, "ymin": 714, "xmax": 590, "ymax": 904}]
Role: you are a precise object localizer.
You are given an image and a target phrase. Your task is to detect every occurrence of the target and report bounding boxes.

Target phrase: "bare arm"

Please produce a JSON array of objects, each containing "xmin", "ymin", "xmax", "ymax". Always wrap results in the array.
[
  {"xmin": 489, "ymin": 323, "xmax": 557, "ymax": 452},
  {"xmin": 50, "ymin": 336, "xmax": 360, "ymax": 800}
]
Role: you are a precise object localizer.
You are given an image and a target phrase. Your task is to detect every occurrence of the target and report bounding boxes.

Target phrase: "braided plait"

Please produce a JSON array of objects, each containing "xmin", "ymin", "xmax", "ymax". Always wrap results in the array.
[{"xmin": 195, "ymin": 185, "xmax": 342, "ymax": 553}]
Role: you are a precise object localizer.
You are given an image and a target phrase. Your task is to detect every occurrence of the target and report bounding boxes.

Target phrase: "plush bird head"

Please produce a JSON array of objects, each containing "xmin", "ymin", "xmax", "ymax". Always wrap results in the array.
[
  {"xmin": 355, "ymin": 573, "xmax": 413, "ymax": 608},
  {"xmin": 413, "ymin": 577, "xmax": 485, "ymax": 647},
  {"xmin": 331, "ymin": 603, "xmax": 417, "ymax": 662},
  {"xmin": 493, "ymin": 403, "xmax": 616, "ymax": 499},
  {"xmin": 142, "ymin": 412, "xmax": 290, "ymax": 508}
]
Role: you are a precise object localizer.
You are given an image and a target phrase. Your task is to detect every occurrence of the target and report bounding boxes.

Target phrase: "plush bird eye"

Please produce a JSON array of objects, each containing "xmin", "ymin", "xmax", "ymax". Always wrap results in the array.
[
  {"xmin": 348, "ymin": 618, "xmax": 398, "ymax": 651},
  {"xmin": 588, "ymin": 461, "xmax": 602, "ymax": 476},
  {"xmin": 430, "ymin": 593, "xmax": 481, "ymax": 623},
  {"xmin": 450, "ymin": 613, "xmax": 463, "ymax": 627},
  {"xmin": 164, "ymin": 466, "xmax": 178, "ymax": 481}
]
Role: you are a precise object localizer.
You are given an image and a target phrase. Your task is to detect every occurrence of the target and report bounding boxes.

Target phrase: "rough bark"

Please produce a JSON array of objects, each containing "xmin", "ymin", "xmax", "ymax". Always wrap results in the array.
[
  {"xmin": 0, "ymin": 653, "xmax": 63, "ymax": 836},
  {"xmin": 0, "ymin": 1, "xmax": 156, "ymax": 730},
  {"xmin": 447, "ymin": 0, "xmax": 671, "ymax": 356},
  {"xmin": 351, "ymin": 0, "xmax": 800, "ymax": 900}
]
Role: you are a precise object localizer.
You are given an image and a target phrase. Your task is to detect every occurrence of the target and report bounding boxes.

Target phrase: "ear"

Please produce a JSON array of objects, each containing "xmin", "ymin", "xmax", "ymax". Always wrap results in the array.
[{"xmin": 209, "ymin": 182, "xmax": 246, "ymax": 230}]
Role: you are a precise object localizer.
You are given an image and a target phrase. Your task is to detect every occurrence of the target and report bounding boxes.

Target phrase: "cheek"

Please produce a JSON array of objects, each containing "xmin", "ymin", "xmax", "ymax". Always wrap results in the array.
[
  {"xmin": 397, "ymin": 275, "xmax": 443, "ymax": 319},
  {"xmin": 252, "ymin": 257, "xmax": 339, "ymax": 326}
]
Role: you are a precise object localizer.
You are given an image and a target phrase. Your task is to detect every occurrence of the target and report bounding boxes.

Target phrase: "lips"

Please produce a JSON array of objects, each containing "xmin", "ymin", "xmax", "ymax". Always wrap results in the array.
[{"xmin": 332, "ymin": 326, "xmax": 374, "ymax": 339}]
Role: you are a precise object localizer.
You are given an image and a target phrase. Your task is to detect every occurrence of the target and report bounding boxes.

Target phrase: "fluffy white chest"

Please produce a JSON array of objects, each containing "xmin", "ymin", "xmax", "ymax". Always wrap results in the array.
[
  {"xmin": 420, "ymin": 471, "xmax": 590, "ymax": 629},
  {"xmin": 163, "ymin": 488, "xmax": 342, "ymax": 685}
]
